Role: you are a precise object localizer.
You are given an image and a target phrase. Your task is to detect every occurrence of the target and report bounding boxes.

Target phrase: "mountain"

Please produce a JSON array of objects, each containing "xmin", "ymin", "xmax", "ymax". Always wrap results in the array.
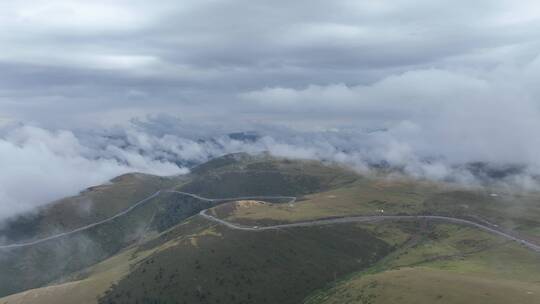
[{"xmin": 0, "ymin": 153, "xmax": 539, "ymax": 304}]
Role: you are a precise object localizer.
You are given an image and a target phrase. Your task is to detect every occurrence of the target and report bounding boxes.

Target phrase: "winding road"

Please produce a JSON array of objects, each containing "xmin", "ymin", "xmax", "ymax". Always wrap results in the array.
[
  {"xmin": 0, "ymin": 190, "xmax": 294, "ymax": 250},
  {"xmin": 1, "ymin": 190, "xmax": 539, "ymax": 254}
]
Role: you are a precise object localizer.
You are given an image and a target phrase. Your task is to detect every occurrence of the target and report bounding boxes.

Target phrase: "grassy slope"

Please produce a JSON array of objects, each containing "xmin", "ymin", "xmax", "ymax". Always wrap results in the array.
[
  {"xmin": 6, "ymin": 219, "xmax": 539, "ymax": 304},
  {"xmin": 306, "ymin": 267, "xmax": 540, "ymax": 304},
  {"xmin": 200, "ymin": 169, "xmax": 540, "ymax": 304},
  {"xmin": 424, "ymin": 190, "xmax": 540, "ymax": 241},
  {"xmin": 97, "ymin": 218, "xmax": 392, "ymax": 304},
  {"xmin": 304, "ymin": 222, "xmax": 540, "ymax": 304},
  {"xmin": 94, "ymin": 157, "xmax": 380, "ymax": 304},
  {"xmin": 224, "ymin": 175, "xmax": 540, "ymax": 241},
  {"xmin": 0, "ymin": 190, "xmax": 222, "ymax": 304},
  {"xmin": 0, "ymin": 247, "xmax": 151, "ymax": 304},
  {"xmin": 0, "ymin": 173, "xmax": 174, "ymax": 242},
  {"xmin": 0, "ymin": 189, "xmax": 223, "ymax": 297},
  {"xmin": 220, "ymin": 177, "xmax": 438, "ymax": 225},
  {"xmin": 0, "ymin": 154, "xmax": 359, "ymax": 300},
  {"xmin": 178, "ymin": 153, "xmax": 358, "ymax": 197},
  {"xmin": 0, "ymin": 172, "xmax": 204, "ymax": 294},
  {"xmin": 97, "ymin": 181, "xmax": 540, "ymax": 304},
  {"xmin": 1, "ymin": 154, "xmax": 539, "ymax": 304}
]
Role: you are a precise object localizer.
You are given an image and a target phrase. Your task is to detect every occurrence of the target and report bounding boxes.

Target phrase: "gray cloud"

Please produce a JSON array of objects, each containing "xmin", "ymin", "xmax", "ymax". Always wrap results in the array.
[{"xmin": 1, "ymin": 0, "xmax": 539, "ymax": 126}]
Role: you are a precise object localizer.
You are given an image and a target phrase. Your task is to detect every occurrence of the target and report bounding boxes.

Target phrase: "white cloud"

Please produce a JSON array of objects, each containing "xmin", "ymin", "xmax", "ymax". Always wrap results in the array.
[
  {"xmin": 0, "ymin": 125, "xmax": 185, "ymax": 221},
  {"xmin": 241, "ymin": 69, "xmax": 491, "ymax": 113},
  {"xmin": 14, "ymin": 2, "xmax": 141, "ymax": 31},
  {"xmin": 240, "ymin": 62, "xmax": 540, "ymax": 176}
]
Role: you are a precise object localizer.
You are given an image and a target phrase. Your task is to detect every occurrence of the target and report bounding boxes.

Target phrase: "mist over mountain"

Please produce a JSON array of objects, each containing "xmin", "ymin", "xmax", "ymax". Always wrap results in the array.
[{"xmin": 1, "ymin": 113, "xmax": 538, "ymax": 221}]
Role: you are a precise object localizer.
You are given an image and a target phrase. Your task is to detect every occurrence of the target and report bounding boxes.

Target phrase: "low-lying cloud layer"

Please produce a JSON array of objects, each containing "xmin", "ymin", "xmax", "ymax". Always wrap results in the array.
[
  {"xmin": 2, "ymin": 113, "xmax": 539, "ymax": 221},
  {"xmin": 0, "ymin": 124, "xmax": 185, "ymax": 220}
]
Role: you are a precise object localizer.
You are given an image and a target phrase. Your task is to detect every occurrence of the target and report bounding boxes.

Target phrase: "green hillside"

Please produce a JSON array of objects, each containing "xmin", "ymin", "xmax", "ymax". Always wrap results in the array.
[
  {"xmin": 0, "ymin": 154, "xmax": 357, "ymax": 297},
  {"xmin": 304, "ymin": 223, "xmax": 540, "ymax": 304},
  {"xmin": 0, "ymin": 154, "xmax": 539, "ymax": 304},
  {"xmin": 98, "ymin": 218, "xmax": 391, "ymax": 304},
  {"xmin": 0, "ymin": 173, "xmax": 172, "ymax": 242},
  {"xmin": 305, "ymin": 267, "xmax": 540, "ymax": 304},
  {"xmin": 179, "ymin": 153, "xmax": 358, "ymax": 197}
]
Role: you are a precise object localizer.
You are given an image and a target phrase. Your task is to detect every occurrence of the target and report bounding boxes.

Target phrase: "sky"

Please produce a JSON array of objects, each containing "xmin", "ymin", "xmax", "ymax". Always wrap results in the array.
[{"xmin": 1, "ymin": 0, "xmax": 540, "ymax": 220}]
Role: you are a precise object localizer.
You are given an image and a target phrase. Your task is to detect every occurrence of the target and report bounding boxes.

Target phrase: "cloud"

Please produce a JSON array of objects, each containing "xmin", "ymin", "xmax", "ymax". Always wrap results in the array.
[
  {"xmin": 0, "ymin": 1, "xmax": 539, "ymax": 126},
  {"xmin": 0, "ymin": 124, "xmax": 185, "ymax": 221},
  {"xmin": 241, "ymin": 69, "xmax": 489, "ymax": 114},
  {"xmin": 241, "ymin": 64, "xmax": 540, "ymax": 166}
]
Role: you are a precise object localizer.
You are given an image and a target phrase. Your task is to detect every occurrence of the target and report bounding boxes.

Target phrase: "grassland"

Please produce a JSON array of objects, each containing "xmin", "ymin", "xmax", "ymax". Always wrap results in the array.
[
  {"xmin": 304, "ymin": 222, "xmax": 540, "ymax": 304},
  {"xmin": 1, "ymin": 154, "xmax": 539, "ymax": 304},
  {"xmin": 305, "ymin": 267, "xmax": 540, "ymax": 304},
  {"xmin": 0, "ymin": 173, "xmax": 176, "ymax": 242},
  {"xmin": 218, "ymin": 177, "xmax": 438, "ymax": 225},
  {"xmin": 0, "ymin": 247, "xmax": 152, "ymax": 304},
  {"xmin": 0, "ymin": 154, "xmax": 361, "ymax": 299},
  {"xmin": 178, "ymin": 153, "xmax": 359, "ymax": 197},
  {"xmin": 193, "ymin": 162, "xmax": 540, "ymax": 304},
  {"xmin": 97, "ymin": 218, "xmax": 393, "ymax": 304},
  {"xmin": 221, "ymin": 174, "xmax": 540, "ymax": 242},
  {"xmin": 424, "ymin": 190, "xmax": 540, "ymax": 240}
]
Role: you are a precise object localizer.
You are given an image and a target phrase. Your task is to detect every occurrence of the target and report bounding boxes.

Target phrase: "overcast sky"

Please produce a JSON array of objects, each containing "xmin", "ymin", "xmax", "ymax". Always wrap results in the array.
[
  {"xmin": 1, "ymin": 1, "xmax": 540, "ymax": 220},
  {"xmin": 1, "ymin": 0, "xmax": 539, "ymax": 128}
]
